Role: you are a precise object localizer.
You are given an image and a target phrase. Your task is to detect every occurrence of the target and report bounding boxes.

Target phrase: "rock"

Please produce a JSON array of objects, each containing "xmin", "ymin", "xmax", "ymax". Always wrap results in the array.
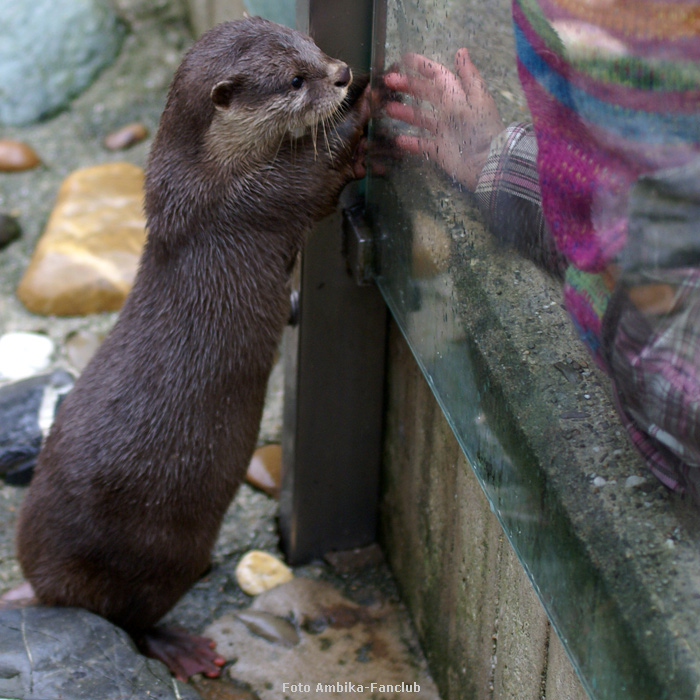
[
  {"xmin": 0, "ymin": 607, "xmax": 203, "ymax": 700},
  {"xmin": 16, "ymin": 162, "xmax": 147, "ymax": 316},
  {"xmin": 245, "ymin": 444, "xmax": 281, "ymax": 497},
  {"xmin": 103, "ymin": 122, "xmax": 149, "ymax": 150},
  {"xmin": 0, "ymin": 369, "xmax": 73, "ymax": 484},
  {"xmin": 0, "ymin": 140, "xmax": 41, "ymax": 171},
  {"xmin": 235, "ymin": 551, "xmax": 293, "ymax": 596},
  {"xmin": 552, "ymin": 360, "xmax": 581, "ymax": 385},
  {"xmin": 0, "ymin": 0, "xmax": 125, "ymax": 126},
  {"xmin": 625, "ymin": 475, "xmax": 647, "ymax": 489},
  {"xmin": 236, "ymin": 610, "xmax": 299, "ymax": 646},
  {"xmin": 0, "ymin": 213, "xmax": 21, "ymax": 248},
  {"xmin": 0, "ymin": 332, "xmax": 54, "ymax": 381},
  {"xmin": 592, "ymin": 476, "xmax": 607, "ymax": 488},
  {"xmin": 65, "ymin": 329, "xmax": 105, "ymax": 371}
]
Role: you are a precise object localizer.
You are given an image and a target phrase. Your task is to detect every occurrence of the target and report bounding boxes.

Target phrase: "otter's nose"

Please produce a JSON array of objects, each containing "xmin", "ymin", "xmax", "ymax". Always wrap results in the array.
[{"xmin": 334, "ymin": 65, "xmax": 351, "ymax": 88}]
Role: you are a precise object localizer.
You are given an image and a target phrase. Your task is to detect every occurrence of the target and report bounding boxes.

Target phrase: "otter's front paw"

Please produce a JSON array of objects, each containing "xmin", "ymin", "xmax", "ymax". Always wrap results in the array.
[
  {"xmin": 344, "ymin": 84, "xmax": 371, "ymax": 179},
  {"xmin": 350, "ymin": 133, "xmax": 368, "ymax": 180}
]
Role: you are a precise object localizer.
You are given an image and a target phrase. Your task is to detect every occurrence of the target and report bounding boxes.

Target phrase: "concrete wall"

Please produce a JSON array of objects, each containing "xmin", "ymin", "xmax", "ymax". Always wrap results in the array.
[{"xmin": 381, "ymin": 320, "xmax": 588, "ymax": 700}]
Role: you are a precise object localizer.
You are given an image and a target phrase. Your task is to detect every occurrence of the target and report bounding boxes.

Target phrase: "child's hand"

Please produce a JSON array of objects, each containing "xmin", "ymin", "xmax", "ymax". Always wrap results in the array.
[{"xmin": 383, "ymin": 49, "xmax": 503, "ymax": 190}]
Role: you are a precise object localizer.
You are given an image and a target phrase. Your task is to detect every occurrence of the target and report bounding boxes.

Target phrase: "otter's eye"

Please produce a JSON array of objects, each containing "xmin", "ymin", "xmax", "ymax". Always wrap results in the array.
[{"xmin": 291, "ymin": 75, "xmax": 304, "ymax": 90}]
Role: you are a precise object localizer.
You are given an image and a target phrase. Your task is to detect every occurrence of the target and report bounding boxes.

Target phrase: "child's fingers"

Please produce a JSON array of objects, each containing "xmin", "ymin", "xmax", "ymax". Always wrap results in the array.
[
  {"xmin": 395, "ymin": 134, "xmax": 440, "ymax": 165},
  {"xmin": 385, "ymin": 100, "xmax": 441, "ymax": 134}
]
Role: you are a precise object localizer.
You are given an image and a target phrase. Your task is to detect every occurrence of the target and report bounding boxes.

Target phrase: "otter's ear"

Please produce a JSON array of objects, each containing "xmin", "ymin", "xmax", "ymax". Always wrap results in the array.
[{"xmin": 211, "ymin": 78, "xmax": 243, "ymax": 110}]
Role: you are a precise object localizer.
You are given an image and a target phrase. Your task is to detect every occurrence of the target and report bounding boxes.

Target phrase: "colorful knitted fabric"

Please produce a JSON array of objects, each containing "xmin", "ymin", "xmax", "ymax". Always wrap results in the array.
[
  {"xmin": 563, "ymin": 266, "xmax": 613, "ymax": 369},
  {"xmin": 513, "ymin": 0, "xmax": 700, "ymax": 272},
  {"xmin": 476, "ymin": 1, "xmax": 700, "ymax": 496}
]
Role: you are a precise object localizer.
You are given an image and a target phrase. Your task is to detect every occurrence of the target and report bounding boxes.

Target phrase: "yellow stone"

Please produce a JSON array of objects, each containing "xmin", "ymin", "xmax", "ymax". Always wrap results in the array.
[
  {"xmin": 235, "ymin": 551, "xmax": 294, "ymax": 596},
  {"xmin": 245, "ymin": 444, "xmax": 282, "ymax": 498},
  {"xmin": 17, "ymin": 162, "xmax": 146, "ymax": 316}
]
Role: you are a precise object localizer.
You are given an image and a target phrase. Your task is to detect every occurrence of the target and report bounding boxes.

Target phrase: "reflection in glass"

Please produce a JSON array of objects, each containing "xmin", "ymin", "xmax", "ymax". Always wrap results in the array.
[{"xmin": 368, "ymin": 0, "xmax": 700, "ymax": 697}]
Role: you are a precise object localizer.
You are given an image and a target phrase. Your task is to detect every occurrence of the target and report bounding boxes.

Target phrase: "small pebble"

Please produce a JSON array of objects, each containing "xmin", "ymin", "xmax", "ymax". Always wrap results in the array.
[
  {"xmin": 0, "ymin": 140, "xmax": 41, "ymax": 171},
  {"xmin": 592, "ymin": 476, "xmax": 607, "ymax": 487},
  {"xmin": 625, "ymin": 475, "xmax": 646, "ymax": 489},
  {"xmin": 235, "ymin": 551, "xmax": 293, "ymax": 596},
  {"xmin": 245, "ymin": 444, "xmax": 281, "ymax": 498},
  {"xmin": 0, "ymin": 332, "xmax": 54, "ymax": 381},
  {"xmin": 552, "ymin": 361, "xmax": 580, "ymax": 385},
  {"xmin": 103, "ymin": 122, "xmax": 148, "ymax": 150},
  {"xmin": 0, "ymin": 213, "xmax": 21, "ymax": 248}
]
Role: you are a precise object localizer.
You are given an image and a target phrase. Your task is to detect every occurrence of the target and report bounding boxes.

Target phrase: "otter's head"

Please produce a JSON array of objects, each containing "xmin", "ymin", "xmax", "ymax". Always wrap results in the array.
[{"xmin": 165, "ymin": 17, "xmax": 352, "ymax": 168}]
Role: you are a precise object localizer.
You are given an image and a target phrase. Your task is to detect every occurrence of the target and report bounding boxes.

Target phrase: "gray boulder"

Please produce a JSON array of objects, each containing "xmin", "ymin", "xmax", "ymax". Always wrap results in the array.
[
  {"xmin": 0, "ymin": 607, "xmax": 202, "ymax": 700},
  {"xmin": 0, "ymin": 0, "xmax": 125, "ymax": 126}
]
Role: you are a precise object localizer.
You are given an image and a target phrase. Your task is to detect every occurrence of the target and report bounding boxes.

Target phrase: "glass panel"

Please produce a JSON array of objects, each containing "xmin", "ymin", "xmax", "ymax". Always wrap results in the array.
[{"xmin": 367, "ymin": 1, "xmax": 700, "ymax": 698}]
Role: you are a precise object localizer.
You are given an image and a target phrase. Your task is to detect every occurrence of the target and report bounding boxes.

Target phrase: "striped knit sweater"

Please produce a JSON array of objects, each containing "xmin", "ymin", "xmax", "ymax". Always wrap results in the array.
[{"xmin": 476, "ymin": 0, "xmax": 700, "ymax": 497}]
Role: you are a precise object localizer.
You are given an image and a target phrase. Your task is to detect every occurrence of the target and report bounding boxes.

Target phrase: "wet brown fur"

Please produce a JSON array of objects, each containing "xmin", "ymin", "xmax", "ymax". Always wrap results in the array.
[{"xmin": 16, "ymin": 17, "xmax": 368, "ymax": 635}]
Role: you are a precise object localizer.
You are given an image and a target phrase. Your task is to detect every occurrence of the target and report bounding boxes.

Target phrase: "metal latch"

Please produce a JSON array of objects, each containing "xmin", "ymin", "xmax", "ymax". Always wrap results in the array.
[{"xmin": 342, "ymin": 201, "xmax": 377, "ymax": 286}]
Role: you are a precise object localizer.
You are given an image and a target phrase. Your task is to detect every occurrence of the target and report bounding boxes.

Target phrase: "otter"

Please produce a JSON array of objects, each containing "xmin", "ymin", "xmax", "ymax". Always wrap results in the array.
[{"xmin": 13, "ymin": 17, "xmax": 369, "ymax": 680}]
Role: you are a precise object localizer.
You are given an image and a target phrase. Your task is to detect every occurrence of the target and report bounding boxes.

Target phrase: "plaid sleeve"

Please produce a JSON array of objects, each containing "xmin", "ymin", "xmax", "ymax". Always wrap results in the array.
[
  {"xmin": 602, "ymin": 269, "xmax": 700, "ymax": 499},
  {"xmin": 474, "ymin": 122, "xmax": 566, "ymax": 275}
]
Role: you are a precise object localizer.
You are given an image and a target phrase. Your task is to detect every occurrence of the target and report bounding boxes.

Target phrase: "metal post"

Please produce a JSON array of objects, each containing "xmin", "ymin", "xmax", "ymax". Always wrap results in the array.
[{"xmin": 279, "ymin": 0, "xmax": 385, "ymax": 564}]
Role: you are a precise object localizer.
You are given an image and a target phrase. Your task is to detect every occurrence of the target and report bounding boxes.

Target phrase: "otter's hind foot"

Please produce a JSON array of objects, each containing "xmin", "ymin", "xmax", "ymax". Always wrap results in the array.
[{"xmin": 139, "ymin": 626, "xmax": 226, "ymax": 680}]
